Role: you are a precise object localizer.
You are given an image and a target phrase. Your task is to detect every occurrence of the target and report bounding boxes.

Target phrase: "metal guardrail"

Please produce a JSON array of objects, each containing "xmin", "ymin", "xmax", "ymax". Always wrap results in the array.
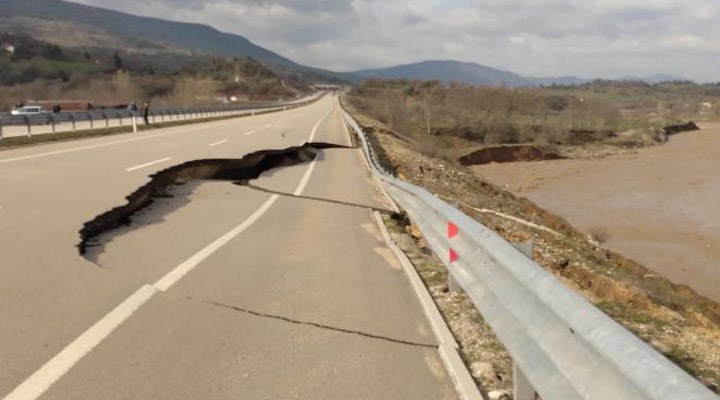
[
  {"xmin": 0, "ymin": 94, "xmax": 321, "ymax": 140},
  {"xmin": 343, "ymin": 110, "xmax": 718, "ymax": 400}
]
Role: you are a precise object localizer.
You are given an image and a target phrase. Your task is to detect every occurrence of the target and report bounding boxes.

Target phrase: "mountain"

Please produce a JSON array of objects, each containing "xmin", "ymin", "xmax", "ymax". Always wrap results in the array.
[
  {"xmin": 354, "ymin": 60, "xmax": 530, "ymax": 87},
  {"xmin": 353, "ymin": 60, "xmax": 690, "ymax": 87},
  {"xmin": 0, "ymin": 0, "xmax": 349, "ymax": 83}
]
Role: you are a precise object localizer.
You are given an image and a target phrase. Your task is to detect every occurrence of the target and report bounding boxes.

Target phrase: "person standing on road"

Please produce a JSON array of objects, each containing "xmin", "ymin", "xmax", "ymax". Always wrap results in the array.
[
  {"xmin": 142, "ymin": 101, "xmax": 149, "ymax": 125},
  {"xmin": 52, "ymin": 102, "xmax": 61, "ymax": 113}
]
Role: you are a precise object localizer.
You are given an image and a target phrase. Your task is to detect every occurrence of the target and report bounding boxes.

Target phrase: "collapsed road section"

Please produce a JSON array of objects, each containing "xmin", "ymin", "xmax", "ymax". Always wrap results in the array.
[{"xmin": 78, "ymin": 142, "xmax": 350, "ymax": 255}]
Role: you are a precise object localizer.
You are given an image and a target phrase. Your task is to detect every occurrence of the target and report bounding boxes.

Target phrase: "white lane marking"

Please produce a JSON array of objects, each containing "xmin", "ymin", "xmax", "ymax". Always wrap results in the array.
[
  {"xmin": 1, "ymin": 285, "xmax": 157, "ymax": 400},
  {"xmin": 0, "ymin": 119, "xmax": 243, "ymax": 165},
  {"xmin": 294, "ymin": 157, "xmax": 318, "ymax": 196},
  {"xmin": 209, "ymin": 139, "xmax": 228, "ymax": 147},
  {"xmin": 308, "ymin": 106, "xmax": 335, "ymax": 143},
  {"xmin": 153, "ymin": 194, "xmax": 279, "ymax": 291},
  {"xmin": 244, "ymin": 130, "xmax": 256, "ymax": 136},
  {"xmin": 1, "ymin": 131, "xmax": 327, "ymax": 399},
  {"xmin": 290, "ymin": 106, "xmax": 335, "ymax": 192},
  {"xmin": 124, "ymin": 157, "xmax": 172, "ymax": 172},
  {"xmin": 293, "ymin": 109, "xmax": 333, "ymax": 195}
]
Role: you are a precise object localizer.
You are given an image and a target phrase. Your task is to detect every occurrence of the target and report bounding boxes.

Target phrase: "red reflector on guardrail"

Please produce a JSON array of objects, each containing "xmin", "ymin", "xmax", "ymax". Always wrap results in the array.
[
  {"xmin": 449, "ymin": 248, "xmax": 459, "ymax": 263},
  {"xmin": 448, "ymin": 222, "xmax": 459, "ymax": 239}
]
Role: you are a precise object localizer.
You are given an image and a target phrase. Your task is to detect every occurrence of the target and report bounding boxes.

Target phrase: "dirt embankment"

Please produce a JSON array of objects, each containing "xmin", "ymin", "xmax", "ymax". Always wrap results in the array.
[
  {"xmin": 344, "ymin": 101, "xmax": 720, "ymax": 395},
  {"xmin": 457, "ymin": 122, "xmax": 702, "ymax": 167},
  {"xmin": 459, "ymin": 145, "xmax": 565, "ymax": 166}
]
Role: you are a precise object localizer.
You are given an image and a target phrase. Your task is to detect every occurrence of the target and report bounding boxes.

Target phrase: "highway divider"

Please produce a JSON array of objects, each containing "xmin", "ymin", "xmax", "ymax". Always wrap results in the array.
[
  {"xmin": 0, "ymin": 93, "xmax": 324, "ymax": 140},
  {"xmin": 343, "ymin": 110, "xmax": 719, "ymax": 400}
]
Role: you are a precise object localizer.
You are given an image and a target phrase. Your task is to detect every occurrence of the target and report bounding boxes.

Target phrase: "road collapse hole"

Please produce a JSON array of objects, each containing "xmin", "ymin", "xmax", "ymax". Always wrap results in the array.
[{"xmin": 78, "ymin": 142, "xmax": 348, "ymax": 255}]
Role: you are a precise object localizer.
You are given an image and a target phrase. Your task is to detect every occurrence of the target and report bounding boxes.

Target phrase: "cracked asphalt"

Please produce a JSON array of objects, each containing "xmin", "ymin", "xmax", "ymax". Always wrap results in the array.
[{"xmin": 0, "ymin": 95, "xmax": 458, "ymax": 399}]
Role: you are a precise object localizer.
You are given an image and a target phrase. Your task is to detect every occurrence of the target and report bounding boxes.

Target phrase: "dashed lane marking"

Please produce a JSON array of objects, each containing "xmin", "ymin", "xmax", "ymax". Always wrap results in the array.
[
  {"xmin": 124, "ymin": 157, "xmax": 172, "ymax": 172},
  {"xmin": 209, "ymin": 139, "xmax": 228, "ymax": 147}
]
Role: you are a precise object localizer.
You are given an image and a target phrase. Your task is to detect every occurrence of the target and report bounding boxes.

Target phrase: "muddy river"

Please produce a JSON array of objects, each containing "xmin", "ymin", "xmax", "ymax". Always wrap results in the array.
[{"xmin": 473, "ymin": 124, "xmax": 720, "ymax": 302}]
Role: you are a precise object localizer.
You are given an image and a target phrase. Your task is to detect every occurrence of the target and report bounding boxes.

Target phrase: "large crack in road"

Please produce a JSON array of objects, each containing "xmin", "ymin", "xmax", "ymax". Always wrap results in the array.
[{"xmin": 78, "ymin": 142, "xmax": 350, "ymax": 255}]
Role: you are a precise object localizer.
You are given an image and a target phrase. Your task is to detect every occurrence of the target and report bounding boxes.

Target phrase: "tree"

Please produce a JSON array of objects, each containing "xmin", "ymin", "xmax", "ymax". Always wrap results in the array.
[
  {"xmin": 113, "ymin": 51, "xmax": 123, "ymax": 70},
  {"xmin": 112, "ymin": 69, "xmax": 138, "ymax": 101}
]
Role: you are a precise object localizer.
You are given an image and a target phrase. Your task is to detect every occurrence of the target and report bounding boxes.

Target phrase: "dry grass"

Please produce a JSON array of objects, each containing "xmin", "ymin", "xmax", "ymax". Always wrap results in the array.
[{"xmin": 347, "ymin": 80, "xmax": 719, "ymax": 158}]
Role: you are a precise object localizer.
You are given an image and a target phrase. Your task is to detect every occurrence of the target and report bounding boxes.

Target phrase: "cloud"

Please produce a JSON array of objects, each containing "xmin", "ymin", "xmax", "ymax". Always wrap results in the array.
[{"xmin": 69, "ymin": 0, "xmax": 720, "ymax": 81}]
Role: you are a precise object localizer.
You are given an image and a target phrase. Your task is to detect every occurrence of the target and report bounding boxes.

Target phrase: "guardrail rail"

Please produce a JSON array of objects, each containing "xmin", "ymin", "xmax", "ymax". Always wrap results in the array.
[
  {"xmin": 343, "ymin": 110, "xmax": 718, "ymax": 400},
  {"xmin": 0, "ymin": 94, "xmax": 322, "ymax": 140}
]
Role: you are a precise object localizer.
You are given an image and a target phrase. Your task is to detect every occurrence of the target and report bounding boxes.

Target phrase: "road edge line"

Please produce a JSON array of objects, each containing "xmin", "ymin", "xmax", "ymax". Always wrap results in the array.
[
  {"xmin": 372, "ymin": 210, "xmax": 483, "ymax": 400},
  {"xmin": 2, "ymin": 285, "xmax": 158, "ymax": 400}
]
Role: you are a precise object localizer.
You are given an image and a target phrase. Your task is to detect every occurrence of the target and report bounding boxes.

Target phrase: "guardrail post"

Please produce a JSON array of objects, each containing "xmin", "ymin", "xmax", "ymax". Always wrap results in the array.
[
  {"xmin": 25, "ymin": 115, "xmax": 31, "ymax": 137},
  {"xmin": 513, "ymin": 364, "xmax": 536, "ymax": 400},
  {"xmin": 89, "ymin": 113, "xmax": 94, "ymax": 129},
  {"xmin": 511, "ymin": 240, "xmax": 537, "ymax": 400},
  {"xmin": 50, "ymin": 114, "xmax": 56, "ymax": 134},
  {"xmin": 71, "ymin": 113, "xmax": 76, "ymax": 132},
  {"xmin": 161, "ymin": 112, "xmax": 165, "ymax": 122},
  {"xmin": 118, "ymin": 112, "xmax": 123, "ymax": 126},
  {"xmin": 132, "ymin": 114, "xmax": 138, "ymax": 133},
  {"xmin": 0, "ymin": 117, "xmax": 3, "ymax": 140},
  {"xmin": 103, "ymin": 111, "xmax": 109, "ymax": 128}
]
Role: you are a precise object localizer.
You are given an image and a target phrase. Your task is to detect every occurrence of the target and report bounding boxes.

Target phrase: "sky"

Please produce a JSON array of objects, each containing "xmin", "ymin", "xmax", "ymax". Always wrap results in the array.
[{"xmin": 70, "ymin": 0, "xmax": 720, "ymax": 82}]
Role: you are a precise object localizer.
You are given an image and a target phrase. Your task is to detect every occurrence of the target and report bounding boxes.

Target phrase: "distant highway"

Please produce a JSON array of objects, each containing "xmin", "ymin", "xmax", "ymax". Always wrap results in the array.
[
  {"xmin": 0, "ymin": 95, "xmax": 458, "ymax": 399},
  {"xmin": 0, "ymin": 99, "xmax": 314, "ymax": 139}
]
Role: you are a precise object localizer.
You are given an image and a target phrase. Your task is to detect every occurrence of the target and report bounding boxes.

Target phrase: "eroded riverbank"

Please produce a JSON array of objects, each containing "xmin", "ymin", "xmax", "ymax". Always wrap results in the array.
[{"xmin": 473, "ymin": 123, "xmax": 720, "ymax": 301}]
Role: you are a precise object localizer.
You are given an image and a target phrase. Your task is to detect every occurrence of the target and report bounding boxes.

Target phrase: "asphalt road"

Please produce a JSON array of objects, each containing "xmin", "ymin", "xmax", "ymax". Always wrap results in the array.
[{"xmin": 0, "ymin": 95, "xmax": 458, "ymax": 399}]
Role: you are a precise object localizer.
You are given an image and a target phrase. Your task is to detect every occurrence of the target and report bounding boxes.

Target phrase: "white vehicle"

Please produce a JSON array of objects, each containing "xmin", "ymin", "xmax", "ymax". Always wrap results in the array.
[{"xmin": 11, "ymin": 106, "xmax": 46, "ymax": 116}]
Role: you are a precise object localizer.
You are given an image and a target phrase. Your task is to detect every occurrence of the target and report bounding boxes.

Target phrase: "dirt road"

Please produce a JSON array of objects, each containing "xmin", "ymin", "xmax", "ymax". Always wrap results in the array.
[{"xmin": 473, "ymin": 124, "xmax": 720, "ymax": 302}]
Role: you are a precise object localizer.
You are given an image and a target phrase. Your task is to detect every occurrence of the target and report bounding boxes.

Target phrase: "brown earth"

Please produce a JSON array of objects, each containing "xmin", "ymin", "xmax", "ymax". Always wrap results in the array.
[
  {"xmin": 459, "ymin": 145, "xmax": 566, "ymax": 166},
  {"xmin": 473, "ymin": 123, "xmax": 720, "ymax": 303},
  {"xmin": 342, "ymin": 97, "xmax": 720, "ymax": 394}
]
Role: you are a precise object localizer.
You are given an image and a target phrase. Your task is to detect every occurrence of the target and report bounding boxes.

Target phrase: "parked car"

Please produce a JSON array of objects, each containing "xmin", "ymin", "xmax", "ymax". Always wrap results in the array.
[{"xmin": 11, "ymin": 106, "xmax": 47, "ymax": 116}]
